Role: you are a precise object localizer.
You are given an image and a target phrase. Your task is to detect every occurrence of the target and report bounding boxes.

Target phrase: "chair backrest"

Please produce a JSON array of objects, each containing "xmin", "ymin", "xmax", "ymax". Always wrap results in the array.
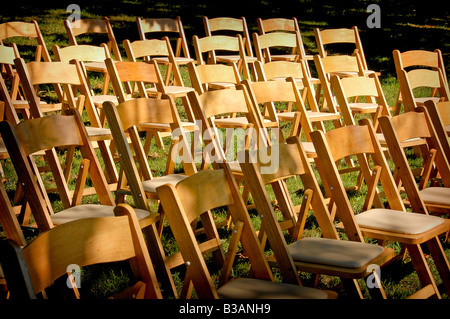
[
  {"xmin": 187, "ymin": 61, "xmax": 241, "ymax": 93},
  {"xmin": 393, "ymin": 49, "xmax": 448, "ymax": 87},
  {"xmin": 64, "ymin": 17, "xmax": 122, "ymax": 61},
  {"xmin": 314, "ymin": 26, "xmax": 369, "ymax": 70},
  {"xmin": 0, "ymin": 204, "xmax": 162, "ymax": 299},
  {"xmin": 123, "ymin": 37, "xmax": 184, "ymax": 87},
  {"xmin": 105, "ymin": 58, "xmax": 165, "ymax": 103},
  {"xmin": 255, "ymin": 60, "xmax": 304, "ymax": 81},
  {"xmin": 310, "ymin": 119, "xmax": 407, "ymax": 222},
  {"xmin": 330, "ymin": 73, "xmax": 391, "ymax": 128},
  {"xmin": 0, "ymin": 20, "xmax": 51, "ymax": 63},
  {"xmin": 203, "ymin": 16, "xmax": 253, "ymax": 58},
  {"xmin": 102, "ymin": 97, "xmax": 196, "ymax": 211},
  {"xmin": 155, "ymin": 167, "xmax": 274, "ymax": 298},
  {"xmin": 379, "ymin": 107, "xmax": 450, "ymax": 211},
  {"xmin": 136, "ymin": 16, "xmax": 191, "ymax": 59},
  {"xmin": 239, "ymin": 137, "xmax": 365, "ymax": 282},
  {"xmin": 0, "ymin": 109, "xmax": 114, "ymax": 231},
  {"xmin": 253, "ymin": 32, "xmax": 303, "ymax": 63}
]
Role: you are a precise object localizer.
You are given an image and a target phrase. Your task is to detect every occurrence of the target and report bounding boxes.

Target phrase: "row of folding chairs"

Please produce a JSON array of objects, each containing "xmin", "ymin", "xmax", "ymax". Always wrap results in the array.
[{"xmin": 0, "ymin": 16, "xmax": 449, "ymax": 300}]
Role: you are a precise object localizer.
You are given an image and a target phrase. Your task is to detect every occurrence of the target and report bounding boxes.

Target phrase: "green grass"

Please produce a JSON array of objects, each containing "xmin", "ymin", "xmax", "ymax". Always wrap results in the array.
[{"xmin": 0, "ymin": 1, "xmax": 449, "ymax": 299}]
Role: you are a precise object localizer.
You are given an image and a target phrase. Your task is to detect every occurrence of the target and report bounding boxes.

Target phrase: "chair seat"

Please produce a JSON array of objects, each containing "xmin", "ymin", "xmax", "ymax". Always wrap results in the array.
[
  {"xmin": 415, "ymin": 97, "xmax": 441, "ymax": 105},
  {"xmin": 142, "ymin": 174, "xmax": 189, "ymax": 193},
  {"xmin": 346, "ymin": 103, "xmax": 379, "ymax": 113},
  {"xmin": 146, "ymin": 86, "xmax": 195, "ymax": 95},
  {"xmin": 85, "ymin": 126, "xmax": 112, "ymax": 137},
  {"xmin": 288, "ymin": 237, "xmax": 385, "ymax": 269},
  {"xmin": 51, "ymin": 204, "xmax": 151, "ymax": 225},
  {"xmin": 214, "ymin": 117, "xmax": 273, "ymax": 129},
  {"xmin": 216, "ymin": 55, "xmax": 258, "ymax": 63},
  {"xmin": 420, "ymin": 187, "xmax": 450, "ymax": 206},
  {"xmin": 137, "ymin": 121, "xmax": 197, "ymax": 132},
  {"xmin": 152, "ymin": 56, "xmax": 195, "ymax": 65},
  {"xmin": 84, "ymin": 61, "xmax": 107, "ymax": 72},
  {"xmin": 91, "ymin": 94, "xmax": 118, "ymax": 106},
  {"xmin": 355, "ymin": 208, "xmax": 445, "ymax": 235},
  {"xmin": 217, "ymin": 278, "xmax": 337, "ymax": 299}
]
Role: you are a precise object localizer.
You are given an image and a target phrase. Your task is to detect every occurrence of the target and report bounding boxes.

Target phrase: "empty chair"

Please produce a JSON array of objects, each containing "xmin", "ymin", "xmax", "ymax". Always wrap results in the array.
[
  {"xmin": 310, "ymin": 120, "xmax": 450, "ymax": 298},
  {"xmin": 102, "ymin": 96, "xmax": 197, "ymax": 236},
  {"xmin": 240, "ymin": 137, "xmax": 395, "ymax": 298},
  {"xmin": 203, "ymin": 16, "xmax": 257, "ymax": 78},
  {"xmin": 314, "ymin": 26, "xmax": 378, "ymax": 76},
  {"xmin": 105, "ymin": 58, "xmax": 196, "ymax": 150},
  {"xmin": 64, "ymin": 17, "xmax": 123, "ymax": 94},
  {"xmin": 256, "ymin": 17, "xmax": 313, "ymax": 63},
  {"xmin": 136, "ymin": 16, "xmax": 194, "ymax": 66},
  {"xmin": 379, "ymin": 107, "xmax": 450, "ymax": 216},
  {"xmin": 394, "ymin": 50, "xmax": 449, "ymax": 114},
  {"xmin": 393, "ymin": 49, "xmax": 449, "ymax": 115},
  {"xmin": 52, "ymin": 43, "xmax": 119, "ymax": 127},
  {"xmin": 14, "ymin": 58, "xmax": 118, "ymax": 186},
  {"xmin": 0, "ymin": 204, "xmax": 162, "ymax": 299},
  {"xmin": 193, "ymin": 34, "xmax": 252, "ymax": 81},
  {"xmin": 0, "ymin": 109, "xmax": 175, "ymax": 297},
  {"xmin": 156, "ymin": 167, "xmax": 337, "ymax": 299},
  {"xmin": 187, "ymin": 61, "xmax": 241, "ymax": 93}
]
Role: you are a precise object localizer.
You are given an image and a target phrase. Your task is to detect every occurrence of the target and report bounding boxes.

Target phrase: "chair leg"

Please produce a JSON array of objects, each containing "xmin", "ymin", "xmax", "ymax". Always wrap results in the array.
[
  {"xmin": 407, "ymin": 243, "xmax": 441, "ymax": 299},
  {"xmin": 426, "ymin": 236, "xmax": 450, "ymax": 294}
]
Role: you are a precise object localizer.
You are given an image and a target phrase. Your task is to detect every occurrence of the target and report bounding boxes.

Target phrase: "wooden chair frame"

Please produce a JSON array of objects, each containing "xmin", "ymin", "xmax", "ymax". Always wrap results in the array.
[
  {"xmin": 64, "ymin": 17, "xmax": 122, "ymax": 95},
  {"xmin": 310, "ymin": 120, "xmax": 450, "ymax": 299},
  {"xmin": 156, "ymin": 166, "xmax": 337, "ymax": 299},
  {"xmin": 192, "ymin": 34, "xmax": 252, "ymax": 81},
  {"xmin": 0, "ymin": 204, "xmax": 162, "ymax": 299},
  {"xmin": 424, "ymin": 100, "xmax": 450, "ymax": 159},
  {"xmin": 240, "ymin": 136, "xmax": 394, "ymax": 298},
  {"xmin": 393, "ymin": 49, "xmax": 449, "ymax": 115},
  {"xmin": 379, "ymin": 107, "xmax": 450, "ymax": 216}
]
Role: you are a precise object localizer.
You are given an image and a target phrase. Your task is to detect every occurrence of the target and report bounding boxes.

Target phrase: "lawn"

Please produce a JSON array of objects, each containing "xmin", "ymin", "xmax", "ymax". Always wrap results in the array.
[{"xmin": 0, "ymin": 0, "xmax": 449, "ymax": 300}]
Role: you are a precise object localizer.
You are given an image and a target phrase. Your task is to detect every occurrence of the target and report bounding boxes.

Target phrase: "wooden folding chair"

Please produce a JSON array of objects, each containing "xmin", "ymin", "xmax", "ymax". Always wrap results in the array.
[
  {"xmin": 102, "ymin": 96, "xmax": 197, "ymax": 236},
  {"xmin": 0, "ymin": 20, "xmax": 52, "ymax": 63},
  {"xmin": 250, "ymin": 61, "xmax": 341, "ymax": 139},
  {"xmin": 424, "ymin": 100, "xmax": 450, "ymax": 159},
  {"xmin": 187, "ymin": 61, "xmax": 241, "ymax": 93},
  {"xmin": 393, "ymin": 49, "xmax": 449, "ymax": 115},
  {"xmin": 64, "ymin": 17, "xmax": 123, "ymax": 95},
  {"xmin": 192, "ymin": 34, "xmax": 252, "ymax": 81},
  {"xmin": 136, "ymin": 16, "xmax": 194, "ymax": 67},
  {"xmin": 394, "ymin": 52, "xmax": 449, "ymax": 114},
  {"xmin": 314, "ymin": 53, "xmax": 366, "ymax": 112},
  {"xmin": 13, "ymin": 58, "xmax": 118, "ymax": 187},
  {"xmin": 330, "ymin": 73, "xmax": 391, "ymax": 131},
  {"xmin": 314, "ymin": 26, "xmax": 378, "ymax": 76},
  {"xmin": 310, "ymin": 120, "xmax": 450, "ymax": 299},
  {"xmin": 0, "ymin": 44, "xmax": 24, "ymax": 107},
  {"xmin": 379, "ymin": 107, "xmax": 450, "ymax": 216},
  {"xmin": 203, "ymin": 16, "xmax": 257, "ymax": 79},
  {"xmin": 0, "ymin": 109, "xmax": 176, "ymax": 297},
  {"xmin": 52, "ymin": 43, "xmax": 119, "ymax": 126},
  {"xmin": 0, "ymin": 204, "xmax": 162, "ymax": 299},
  {"xmin": 123, "ymin": 38, "xmax": 195, "ymax": 103},
  {"xmin": 156, "ymin": 167, "xmax": 337, "ymax": 299},
  {"xmin": 256, "ymin": 17, "xmax": 313, "ymax": 63},
  {"xmin": 105, "ymin": 58, "xmax": 196, "ymax": 151},
  {"xmin": 240, "ymin": 137, "xmax": 394, "ymax": 298}
]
